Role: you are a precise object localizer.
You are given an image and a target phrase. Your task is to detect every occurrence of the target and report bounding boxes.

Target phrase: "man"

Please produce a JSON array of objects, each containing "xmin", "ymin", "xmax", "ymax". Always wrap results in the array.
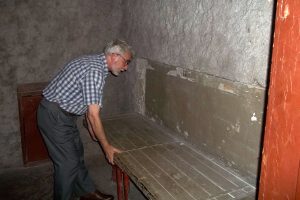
[{"xmin": 37, "ymin": 39, "xmax": 134, "ymax": 200}]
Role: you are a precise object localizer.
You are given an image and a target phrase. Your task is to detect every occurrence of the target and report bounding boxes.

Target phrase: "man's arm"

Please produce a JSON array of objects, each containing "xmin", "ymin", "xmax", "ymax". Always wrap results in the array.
[
  {"xmin": 86, "ymin": 104, "xmax": 121, "ymax": 164},
  {"xmin": 85, "ymin": 113, "xmax": 97, "ymax": 141}
]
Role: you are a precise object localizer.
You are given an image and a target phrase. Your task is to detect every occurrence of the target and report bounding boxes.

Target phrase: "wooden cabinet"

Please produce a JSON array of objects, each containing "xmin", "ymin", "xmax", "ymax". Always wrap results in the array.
[{"xmin": 17, "ymin": 82, "xmax": 49, "ymax": 165}]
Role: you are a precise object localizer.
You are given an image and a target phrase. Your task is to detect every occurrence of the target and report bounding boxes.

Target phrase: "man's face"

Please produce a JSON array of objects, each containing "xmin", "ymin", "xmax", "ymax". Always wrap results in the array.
[{"xmin": 109, "ymin": 52, "xmax": 132, "ymax": 76}]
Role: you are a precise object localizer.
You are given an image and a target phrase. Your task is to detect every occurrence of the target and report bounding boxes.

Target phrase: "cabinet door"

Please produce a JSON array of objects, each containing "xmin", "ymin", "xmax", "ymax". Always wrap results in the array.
[{"xmin": 21, "ymin": 95, "xmax": 48, "ymax": 164}]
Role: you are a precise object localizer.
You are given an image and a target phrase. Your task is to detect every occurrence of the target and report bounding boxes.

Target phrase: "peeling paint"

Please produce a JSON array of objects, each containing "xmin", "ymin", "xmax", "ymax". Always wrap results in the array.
[
  {"xmin": 176, "ymin": 123, "xmax": 181, "ymax": 133},
  {"xmin": 283, "ymin": 4, "xmax": 290, "ymax": 19},
  {"xmin": 279, "ymin": 3, "xmax": 290, "ymax": 20},
  {"xmin": 251, "ymin": 113, "xmax": 258, "ymax": 122},
  {"xmin": 183, "ymin": 131, "xmax": 189, "ymax": 138},
  {"xmin": 246, "ymin": 84, "xmax": 265, "ymax": 90},
  {"xmin": 218, "ymin": 83, "xmax": 236, "ymax": 94},
  {"xmin": 166, "ymin": 69, "xmax": 177, "ymax": 77},
  {"xmin": 132, "ymin": 58, "xmax": 148, "ymax": 115},
  {"xmin": 167, "ymin": 67, "xmax": 196, "ymax": 82},
  {"xmin": 146, "ymin": 64, "xmax": 154, "ymax": 70},
  {"xmin": 136, "ymin": 58, "xmax": 148, "ymax": 79},
  {"xmin": 231, "ymin": 121, "xmax": 241, "ymax": 133}
]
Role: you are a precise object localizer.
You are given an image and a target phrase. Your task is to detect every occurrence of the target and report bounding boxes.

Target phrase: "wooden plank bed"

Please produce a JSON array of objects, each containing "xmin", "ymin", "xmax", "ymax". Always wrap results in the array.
[{"xmin": 103, "ymin": 113, "xmax": 255, "ymax": 200}]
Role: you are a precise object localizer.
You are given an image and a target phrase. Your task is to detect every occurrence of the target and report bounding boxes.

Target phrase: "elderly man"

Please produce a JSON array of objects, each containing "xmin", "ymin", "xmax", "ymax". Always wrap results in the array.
[{"xmin": 37, "ymin": 39, "xmax": 134, "ymax": 200}]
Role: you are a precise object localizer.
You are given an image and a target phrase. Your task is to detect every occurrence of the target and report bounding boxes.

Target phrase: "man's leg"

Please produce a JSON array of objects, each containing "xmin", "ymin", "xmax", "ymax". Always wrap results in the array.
[
  {"xmin": 72, "ymin": 132, "xmax": 96, "ymax": 197},
  {"xmin": 37, "ymin": 99, "xmax": 95, "ymax": 200}
]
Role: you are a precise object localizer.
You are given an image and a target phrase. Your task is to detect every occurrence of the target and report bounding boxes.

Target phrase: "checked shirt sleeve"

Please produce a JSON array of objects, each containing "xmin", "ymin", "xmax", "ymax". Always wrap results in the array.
[{"xmin": 81, "ymin": 70, "xmax": 105, "ymax": 107}]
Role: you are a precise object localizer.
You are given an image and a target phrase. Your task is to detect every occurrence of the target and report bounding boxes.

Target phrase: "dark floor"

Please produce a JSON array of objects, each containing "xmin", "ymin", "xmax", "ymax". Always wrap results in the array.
[{"xmin": 0, "ymin": 155, "xmax": 146, "ymax": 200}]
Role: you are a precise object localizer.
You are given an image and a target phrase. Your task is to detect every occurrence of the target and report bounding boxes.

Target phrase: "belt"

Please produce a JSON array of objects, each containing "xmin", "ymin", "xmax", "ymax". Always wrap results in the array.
[
  {"xmin": 59, "ymin": 107, "xmax": 78, "ymax": 117},
  {"xmin": 43, "ymin": 99, "xmax": 78, "ymax": 117}
]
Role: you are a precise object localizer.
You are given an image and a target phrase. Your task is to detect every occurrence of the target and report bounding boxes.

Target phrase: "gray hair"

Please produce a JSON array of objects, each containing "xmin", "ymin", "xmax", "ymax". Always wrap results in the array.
[{"xmin": 104, "ymin": 39, "xmax": 135, "ymax": 58}]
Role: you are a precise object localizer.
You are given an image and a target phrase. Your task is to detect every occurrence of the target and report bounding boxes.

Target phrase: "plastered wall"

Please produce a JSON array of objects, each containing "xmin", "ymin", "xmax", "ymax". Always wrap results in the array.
[
  {"xmin": 121, "ymin": 0, "xmax": 274, "ymax": 87},
  {"xmin": 0, "ymin": 0, "xmax": 125, "ymax": 168},
  {"xmin": 122, "ymin": 0, "xmax": 274, "ymax": 182}
]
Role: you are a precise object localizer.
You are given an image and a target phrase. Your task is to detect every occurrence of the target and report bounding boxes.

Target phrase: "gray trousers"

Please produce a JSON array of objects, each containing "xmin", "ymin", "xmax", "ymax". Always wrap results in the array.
[{"xmin": 37, "ymin": 98, "xmax": 95, "ymax": 200}]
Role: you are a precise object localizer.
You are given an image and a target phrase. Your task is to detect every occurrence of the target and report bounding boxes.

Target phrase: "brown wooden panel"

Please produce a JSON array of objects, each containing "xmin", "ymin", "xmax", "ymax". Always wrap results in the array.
[
  {"xmin": 22, "ymin": 95, "xmax": 48, "ymax": 163},
  {"xmin": 258, "ymin": 0, "xmax": 300, "ymax": 198},
  {"xmin": 17, "ymin": 82, "xmax": 49, "ymax": 165},
  {"xmin": 103, "ymin": 113, "xmax": 177, "ymax": 151},
  {"xmin": 116, "ymin": 152, "xmax": 177, "ymax": 200},
  {"xmin": 153, "ymin": 145, "xmax": 223, "ymax": 196},
  {"xmin": 178, "ymin": 145, "xmax": 249, "ymax": 188},
  {"xmin": 141, "ymin": 146, "xmax": 211, "ymax": 199},
  {"xmin": 17, "ymin": 82, "xmax": 48, "ymax": 96},
  {"xmin": 164, "ymin": 143, "xmax": 241, "ymax": 191},
  {"xmin": 115, "ymin": 143, "xmax": 254, "ymax": 200},
  {"xmin": 119, "ymin": 149, "xmax": 194, "ymax": 200}
]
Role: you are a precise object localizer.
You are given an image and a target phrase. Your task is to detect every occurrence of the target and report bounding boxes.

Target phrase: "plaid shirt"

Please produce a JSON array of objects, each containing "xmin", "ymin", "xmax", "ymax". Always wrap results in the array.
[{"xmin": 43, "ymin": 53, "xmax": 109, "ymax": 115}]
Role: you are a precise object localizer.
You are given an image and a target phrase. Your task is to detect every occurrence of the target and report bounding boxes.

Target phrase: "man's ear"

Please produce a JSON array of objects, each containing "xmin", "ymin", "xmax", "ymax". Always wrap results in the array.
[
  {"xmin": 110, "ymin": 53, "xmax": 118, "ymax": 62},
  {"xmin": 106, "ymin": 54, "xmax": 113, "ymax": 69}
]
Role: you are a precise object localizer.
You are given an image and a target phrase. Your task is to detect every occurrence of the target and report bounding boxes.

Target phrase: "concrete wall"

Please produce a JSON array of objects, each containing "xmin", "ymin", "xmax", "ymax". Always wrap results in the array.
[
  {"xmin": 0, "ymin": 0, "xmax": 126, "ymax": 168},
  {"xmin": 121, "ymin": 0, "xmax": 274, "ymax": 86},
  {"xmin": 121, "ymin": 0, "xmax": 274, "ymax": 182}
]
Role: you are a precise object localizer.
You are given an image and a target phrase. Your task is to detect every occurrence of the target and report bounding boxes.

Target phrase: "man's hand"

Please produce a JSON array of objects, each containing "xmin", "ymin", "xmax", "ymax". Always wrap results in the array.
[
  {"xmin": 102, "ymin": 144, "xmax": 122, "ymax": 165},
  {"xmin": 86, "ymin": 104, "xmax": 122, "ymax": 164}
]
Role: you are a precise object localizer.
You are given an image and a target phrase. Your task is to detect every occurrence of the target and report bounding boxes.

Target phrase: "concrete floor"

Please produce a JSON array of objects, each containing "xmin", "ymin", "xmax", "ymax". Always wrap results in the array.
[{"xmin": 0, "ymin": 155, "xmax": 147, "ymax": 200}]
